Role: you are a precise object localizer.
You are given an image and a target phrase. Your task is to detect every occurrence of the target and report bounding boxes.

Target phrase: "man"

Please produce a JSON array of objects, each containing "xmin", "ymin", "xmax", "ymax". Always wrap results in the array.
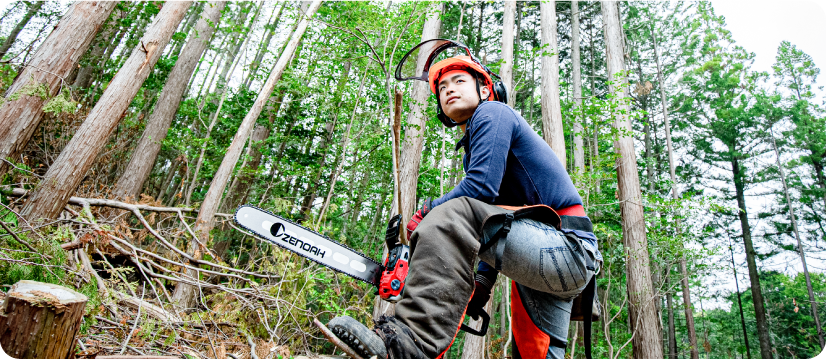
[{"xmin": 328, "ymin": 44, "xmax": 601, "ymax": 359}]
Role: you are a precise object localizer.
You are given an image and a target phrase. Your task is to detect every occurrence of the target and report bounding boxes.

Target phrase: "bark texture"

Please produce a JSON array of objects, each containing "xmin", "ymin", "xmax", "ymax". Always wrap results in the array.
[
  {"xmin": 540, "ymin": 1, "xmax": 566, "ymax": 164},
  {"xmin": 601, "ymin": 2, "xmax": 663, "ymax": 358},
  {"xmin": 571, "ymin": 1, "xmax": 585, "ymax": 176},
  {"xmin": 499, "ymin": 1, "xmax": 515, "ymax": 106},
  {"xmin": 20, "ymin": 1, "xmax": 192, "ymax": 222},
  {"xmin": 171, "ymin": 0, "xmax": 323, "ymax": 310},
  {"xmin": 0, "ymin": 1, "xmax": 117, "ymax": 177},
  {"xmin": 398, "ymin": 2, "xmax": 443, "ymax": 225},
  {"xmin": 731, "ymin": 156, "xmax": 773, "ymax": 359},
  {"xmin": 0, "ymin": 280, "xmax": 88, "ymax": 359},
  {"xmin": 113, "ymin": 1, "xmax": 227, "ymax": 201}
]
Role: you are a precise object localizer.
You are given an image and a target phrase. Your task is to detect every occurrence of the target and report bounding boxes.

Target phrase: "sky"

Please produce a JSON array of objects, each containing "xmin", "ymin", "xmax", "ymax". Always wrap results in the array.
[{"xmin": 712, "ymin": 0, "xmax": 826, "ymax": 97}]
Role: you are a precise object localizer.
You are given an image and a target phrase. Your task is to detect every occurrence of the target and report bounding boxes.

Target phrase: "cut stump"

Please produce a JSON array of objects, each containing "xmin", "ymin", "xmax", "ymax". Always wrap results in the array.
[{"xmin": 0, "ymin": 280, "xmax": 88, "ymax": 359}]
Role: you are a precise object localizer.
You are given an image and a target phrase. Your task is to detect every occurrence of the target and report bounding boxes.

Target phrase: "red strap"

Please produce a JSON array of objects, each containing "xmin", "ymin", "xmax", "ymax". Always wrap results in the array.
[{"xmin": 556, "ymin": 204, "xmax": 585, "ymax": 217}]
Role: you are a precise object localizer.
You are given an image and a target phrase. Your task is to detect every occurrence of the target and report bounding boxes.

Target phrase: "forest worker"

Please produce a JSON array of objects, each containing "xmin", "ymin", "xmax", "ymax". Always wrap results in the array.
[{"xmin": 328, "ymin": 40, "xmax": 601, "ymax": 359}]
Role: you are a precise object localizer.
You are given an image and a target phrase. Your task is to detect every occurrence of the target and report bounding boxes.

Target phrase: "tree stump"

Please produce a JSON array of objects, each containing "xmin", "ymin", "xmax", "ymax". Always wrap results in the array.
[{"xmin": 0, "ymin": 280, "xmax": 88, "ymax": 359}]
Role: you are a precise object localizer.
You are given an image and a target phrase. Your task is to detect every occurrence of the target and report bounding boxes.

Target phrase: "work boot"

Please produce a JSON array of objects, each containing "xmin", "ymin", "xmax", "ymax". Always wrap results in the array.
[
  {"xmin": 327, "ymin": 316, "xmax": 427, "ymax": 359},
  {"xmin": 328, "ymin": 316, "xmax": 387, "ymax": 359}
]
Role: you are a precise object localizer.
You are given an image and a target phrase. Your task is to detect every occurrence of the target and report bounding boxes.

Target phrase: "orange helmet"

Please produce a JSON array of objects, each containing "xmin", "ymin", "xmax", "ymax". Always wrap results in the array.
[
  {"xmin": 428, "ymin": 55, "xmax": 494, "ymax": 101},
  {"xmin": 395, "ymin": 39, "xmax": 507, "ymax": 127}
]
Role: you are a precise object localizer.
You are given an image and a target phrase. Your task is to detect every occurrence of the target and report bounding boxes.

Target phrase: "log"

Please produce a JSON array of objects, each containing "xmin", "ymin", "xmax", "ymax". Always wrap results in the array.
[{"xmin": 0, "ymin": 280, "xmax": 88, "ymax": 359}]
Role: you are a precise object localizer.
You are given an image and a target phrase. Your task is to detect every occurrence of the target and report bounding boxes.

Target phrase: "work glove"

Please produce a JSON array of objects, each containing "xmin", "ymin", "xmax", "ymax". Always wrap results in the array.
[
  {"xmin": 405, "ymin": 198, "xmax": 433, "ymax": 239},
  {"xmin": 466, "ymin": 273, "xmax": 493, "ymax": 320}
]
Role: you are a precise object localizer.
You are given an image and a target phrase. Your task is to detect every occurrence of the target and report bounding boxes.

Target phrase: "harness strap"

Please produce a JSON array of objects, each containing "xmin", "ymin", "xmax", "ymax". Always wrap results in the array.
[
  {"xmin": 582, "ymin": 276, "xmax": 596, "ymax": 359},
  {"xmin": 493, "ymin": 214, "xmax": 513, "ymax": 270}
]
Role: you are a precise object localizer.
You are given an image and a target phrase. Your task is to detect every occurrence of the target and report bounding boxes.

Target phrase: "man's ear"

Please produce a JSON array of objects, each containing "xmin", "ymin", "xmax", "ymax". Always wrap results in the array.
[{"xmin": 479, "ymin": 85, "xmax": 490, "ymax": 101}]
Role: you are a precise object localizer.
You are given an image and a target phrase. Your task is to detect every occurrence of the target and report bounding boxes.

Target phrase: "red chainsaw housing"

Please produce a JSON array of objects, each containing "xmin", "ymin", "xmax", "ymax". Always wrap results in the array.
[{"xmin": 379, "ymin": 244, "xmax": 409, "ymax": 302}]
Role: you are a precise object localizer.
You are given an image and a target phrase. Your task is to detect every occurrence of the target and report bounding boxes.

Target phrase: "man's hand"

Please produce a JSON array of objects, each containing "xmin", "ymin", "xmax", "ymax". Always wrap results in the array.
[
  {"xmin": 405, "ymin": 198, "xmax": 433, "ymax": 239},
  {"xmin": 466, "ymin": 275, "xmax": 493, "ymax": 320}
]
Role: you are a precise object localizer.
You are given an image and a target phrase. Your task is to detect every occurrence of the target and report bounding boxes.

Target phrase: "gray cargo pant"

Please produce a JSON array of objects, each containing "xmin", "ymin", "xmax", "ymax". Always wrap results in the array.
[{"xmin": 395, "ymin": 197, "xmax": 598, "ymax": 359}]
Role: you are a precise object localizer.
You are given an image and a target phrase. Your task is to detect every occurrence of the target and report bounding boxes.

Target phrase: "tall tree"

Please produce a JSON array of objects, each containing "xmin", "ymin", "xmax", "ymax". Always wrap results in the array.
[
  {"xmin": 571, "ymin": 1, "xmax": 585, "ymax": 177},
  {"xmin": 500, "ymin": 1, "xmax": 515, "ymax": 106},
  {"xmin": 171, "ymin": 0, "xmax": 323, "ymax": 310},
  {"xmin": 20, "ymin": 1, "xmax": 193, "ymax": 222},
  {"xmin": 113, "ymin": 1, "xmax": 227, "ymax": 201},
  {"xmin": 0, "ymin": 1, "xmax": 117, "ymax": 177},
  {"xmin": 601, "ymin": 2, "xmax": 663, "ymax": 358},
  {"xmin": 675, "ymin": 5, "xmax": 773, "ymax": 357},
  {"xmin": 0, "ymin": 1, "xmax": 44, "ymax": 59},
  {"xmin": 651, "ymin": 18, "xmax": 700, "ymax": 359},
  {"xmin": 540, "ymin": 1, "xmax": 565, "ymax": 163},
  {"xmin": 398, "ymin": 2, "xmax": 443, "ymax": 227}
]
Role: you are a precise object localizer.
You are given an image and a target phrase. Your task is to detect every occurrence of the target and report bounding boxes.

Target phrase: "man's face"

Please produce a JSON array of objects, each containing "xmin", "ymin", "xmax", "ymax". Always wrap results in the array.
[{"xmin": 438, "ymin": 69, "xmax": 490, "ymax": 123}]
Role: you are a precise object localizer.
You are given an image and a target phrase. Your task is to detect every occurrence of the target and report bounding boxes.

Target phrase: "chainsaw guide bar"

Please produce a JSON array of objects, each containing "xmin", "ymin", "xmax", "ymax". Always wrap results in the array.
[{"xmin": 234, "ymin": 205, "xmax": 384, "ymax": 286}]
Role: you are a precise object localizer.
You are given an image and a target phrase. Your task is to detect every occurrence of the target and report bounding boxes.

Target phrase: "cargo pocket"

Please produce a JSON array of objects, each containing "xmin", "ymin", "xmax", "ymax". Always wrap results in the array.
[{"xmin": 539, "ymin": 235, "xmax": 589, "ymax": 298}]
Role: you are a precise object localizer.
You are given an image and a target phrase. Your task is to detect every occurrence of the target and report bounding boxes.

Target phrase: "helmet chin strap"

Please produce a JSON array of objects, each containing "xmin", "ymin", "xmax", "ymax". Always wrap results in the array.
[{"xmin": 436, "ymin": 71, "xmax": 485, "ymax": 128}]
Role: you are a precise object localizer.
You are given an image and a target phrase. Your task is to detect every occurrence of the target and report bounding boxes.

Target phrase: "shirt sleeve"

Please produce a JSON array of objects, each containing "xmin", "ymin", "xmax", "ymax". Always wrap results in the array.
[{"xmin": 431, "ymin": 103, "xmax": 517, "ymax": 207}]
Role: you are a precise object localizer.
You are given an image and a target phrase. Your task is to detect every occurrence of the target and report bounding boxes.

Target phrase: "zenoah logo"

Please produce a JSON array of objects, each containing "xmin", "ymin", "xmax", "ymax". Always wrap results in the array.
[{"xmin": 270, "ymin": 222, "xmax": 327, "ymax": 258}]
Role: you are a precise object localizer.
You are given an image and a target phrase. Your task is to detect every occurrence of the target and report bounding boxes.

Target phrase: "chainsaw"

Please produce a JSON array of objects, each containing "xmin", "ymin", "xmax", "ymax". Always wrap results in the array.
[{"xmin": 234, "ymin": 205, "xmax": 489, "ymax": 336}]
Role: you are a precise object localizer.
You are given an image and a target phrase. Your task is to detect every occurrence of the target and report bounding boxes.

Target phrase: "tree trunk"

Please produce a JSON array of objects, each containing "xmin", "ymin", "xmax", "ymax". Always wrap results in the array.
[
  {"xmin": 113, "ymin": 1, "xmax": 226, "ymax": 201},
  {"xmin": 571, "ymin": 1, "xmax": 584, "ymax": 178},
  {"xmin": 601, "ymin": 2, "xmax": 663, "ymax": 358},
  {"xmin": 171, "ymin": 0, "xmax": 323, "ymax": 310},
  {"xmin": 19, "ymin": 1, "xmax": 192, "ymax": 222},
  {"xmin": 461, "ymin": 300, "xmax": 494, "ymax": 359},
  {"xmin": 244, "ymin": 1, "xmax": 287, "ymax": 89},
  {"xmin": 0, "ymin": 1, "xmax": 44, "ymax": 59},
  {"xmin": 155, "ymin": 155, "xmax": 182, "ymax": 201},
  {"xmin": 397, "ymin": 2, "xmax": 443, "ymax": 227},
  {"xmin": 0, "ymin": 1, "xmax": 116, "ymax": 178},
  {"xmin": 540, "ymin": 1, "xmax": 566, "ymax": 164},
  {"xmin": 769, "ymin": 129, "xmax": 824, "ymax": 346},
  {"xmin": 73, "ymin": 8, "xmax": 124, "ymax": 89},
  {"xmin": 169, "ymin": 2, "xmax": 204, "ymax": 57},
  {"xmin": 500, "ymin": 1, "xmax": 515, "ymax": 106},
  {"xmin": 666, "ymin": 282, "xmax": 678, "ymax": 358},
  {"xmin": 0, "ymin": 280, "xmax": 88, "ymax": 359},
  {"xmin": 730, "ymin": 156, "xmax": 773, "ymax": 359},
  {"xmin": 651, "ymin": 24, "xmax": 700, "ymax": 359},
  {"xmin": 728, "ymin": 234, "xmax": 753, "ymax": 359}
]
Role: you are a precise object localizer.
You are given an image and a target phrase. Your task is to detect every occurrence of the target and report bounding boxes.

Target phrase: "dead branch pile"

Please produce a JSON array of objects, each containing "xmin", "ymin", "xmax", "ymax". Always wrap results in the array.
[{"xmin": 0, "ymin": 189, "xmax": 375, "ymax": 358}]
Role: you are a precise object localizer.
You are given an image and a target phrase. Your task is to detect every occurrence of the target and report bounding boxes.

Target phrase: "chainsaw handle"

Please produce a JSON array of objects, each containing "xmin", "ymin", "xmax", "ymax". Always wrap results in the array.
[{"xmin": 460, "ymin": 310, "xmax": 489, "ymax": 336}]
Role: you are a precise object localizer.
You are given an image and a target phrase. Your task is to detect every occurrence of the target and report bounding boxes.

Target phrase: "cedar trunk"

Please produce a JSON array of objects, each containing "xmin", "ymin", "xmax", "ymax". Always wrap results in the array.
[
  {"xmin": 171, "ymin": 0, "xmax": 323, "ymax": 310},
  {"xmin": 499, "ymin": 1, "xmax": 515, "ymax": 105},
  {"xmin": 0, "ymin": 281, "xmax": 88, "ymax": 359},
  {"xmin": 398, "ymin": 2, "xmax": 443, "ymax": 226},
  {"xmin": 113, "ymin": 1, "xmax": 227, "ymax": 201},
  {"xmin": 651, "ymin": 24, "xmax": 700, "ymax": 359},
  {"xmin": 20, "ymin": 1, "xmax": 192, "ymax": 222},
  {"xmin": 571, "ymin": 1, "xmax": 585, "ymax": 176},
  {"xmin": 0, "ymin": 1, "xmax": 116, "ymax": 177},
  {"xmin": 601, "ymin": 2, "xmax": 663, "ymax": 358},
  {"xmin": 731, "ymin": 156, "xmax": 774, "ymax": 359},
  {"xmin": 540, "ymin": 1, "xmax": 566, "ymax": 164}
]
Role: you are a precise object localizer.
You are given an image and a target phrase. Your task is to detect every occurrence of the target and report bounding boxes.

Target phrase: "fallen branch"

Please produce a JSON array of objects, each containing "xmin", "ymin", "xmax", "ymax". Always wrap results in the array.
[{"xmin": 2, "ymin": 188, "xmax": 232, "ymax": 217}]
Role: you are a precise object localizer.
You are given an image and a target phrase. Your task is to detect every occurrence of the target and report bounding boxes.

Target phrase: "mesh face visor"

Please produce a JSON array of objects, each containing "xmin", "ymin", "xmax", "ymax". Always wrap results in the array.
[{"xmin": 395, "ymin": 39, "xmax": 500, "ymax": 84}]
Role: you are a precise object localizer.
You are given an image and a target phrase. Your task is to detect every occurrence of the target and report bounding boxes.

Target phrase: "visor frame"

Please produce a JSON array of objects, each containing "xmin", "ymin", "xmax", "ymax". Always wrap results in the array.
[{"xmin": 394, "ymin": 39, "xmax": 501, "ymax": 83}]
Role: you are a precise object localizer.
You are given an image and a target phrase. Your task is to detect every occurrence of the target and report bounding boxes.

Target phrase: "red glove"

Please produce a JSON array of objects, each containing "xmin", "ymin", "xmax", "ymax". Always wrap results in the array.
[{"xmin": 405, "ymin": 198, "xmax": 433, "ymax": 239}]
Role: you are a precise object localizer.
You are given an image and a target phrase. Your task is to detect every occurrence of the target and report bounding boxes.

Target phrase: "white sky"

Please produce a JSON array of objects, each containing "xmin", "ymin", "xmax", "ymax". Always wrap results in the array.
[{"xmin": 712, "ymin": 0, "xmax": 826, "ymax": 98}]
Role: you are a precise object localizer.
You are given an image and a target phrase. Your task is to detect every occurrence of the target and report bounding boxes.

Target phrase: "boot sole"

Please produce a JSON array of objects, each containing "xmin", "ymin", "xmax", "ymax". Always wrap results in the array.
[{"xmin": 327, "ymin": 316, "xmax": 387, "ymax": 359}]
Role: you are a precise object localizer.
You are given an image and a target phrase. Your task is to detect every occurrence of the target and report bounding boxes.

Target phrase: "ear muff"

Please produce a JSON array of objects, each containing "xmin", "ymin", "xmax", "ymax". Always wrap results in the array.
[{"xmin": 493, "ymin": 81, "xmax": 508, "ymax": 104}]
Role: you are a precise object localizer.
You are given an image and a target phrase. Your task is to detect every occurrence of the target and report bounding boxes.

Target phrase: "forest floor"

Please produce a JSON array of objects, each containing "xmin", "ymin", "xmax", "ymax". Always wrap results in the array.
[{"xmin": 1, "ymin": 188, "xmax": 363, "ymax": 359}]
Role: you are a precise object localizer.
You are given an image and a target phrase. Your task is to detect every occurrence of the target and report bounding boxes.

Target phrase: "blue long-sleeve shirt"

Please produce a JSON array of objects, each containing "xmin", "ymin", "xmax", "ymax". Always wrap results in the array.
[{"xmin": 430, "ymin": 101, "xmax": 584, "ymax": 283}]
